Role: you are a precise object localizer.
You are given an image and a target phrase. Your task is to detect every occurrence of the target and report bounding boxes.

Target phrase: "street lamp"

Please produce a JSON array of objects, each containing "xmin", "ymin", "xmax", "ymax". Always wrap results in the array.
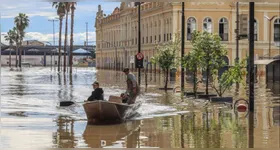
[
  {"xmin": 264, "ymin": 15, "xmax": 277, "ymax": 58},
  {"xmin": 48, "ymin": 18, "xmax": 58, "ymax": 70}
]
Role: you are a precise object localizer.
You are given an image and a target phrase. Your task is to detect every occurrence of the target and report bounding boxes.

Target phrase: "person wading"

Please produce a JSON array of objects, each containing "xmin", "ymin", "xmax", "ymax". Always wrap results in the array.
[{"xmin": 122, "ymin": 68, "xmax": 140, "ymax": 104}]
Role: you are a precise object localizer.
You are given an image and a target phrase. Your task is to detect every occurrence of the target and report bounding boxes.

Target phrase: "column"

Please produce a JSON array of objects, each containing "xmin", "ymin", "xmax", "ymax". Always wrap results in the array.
[{"xmin": 264, "ymin": 12, "xmax": 268, "ymax": 42}]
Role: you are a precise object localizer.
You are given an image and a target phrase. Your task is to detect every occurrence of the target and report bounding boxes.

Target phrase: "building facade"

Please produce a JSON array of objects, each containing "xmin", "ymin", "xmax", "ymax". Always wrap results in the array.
[{"xmin": 95, "ymin": 2, "xmax": 280, "ymax": 74}]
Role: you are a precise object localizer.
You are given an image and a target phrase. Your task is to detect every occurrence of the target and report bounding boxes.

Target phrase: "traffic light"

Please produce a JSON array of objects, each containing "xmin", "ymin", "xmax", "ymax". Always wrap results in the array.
[{"xmin": 135, "ymin": 55, "xmax": 143, "ymax": 68}]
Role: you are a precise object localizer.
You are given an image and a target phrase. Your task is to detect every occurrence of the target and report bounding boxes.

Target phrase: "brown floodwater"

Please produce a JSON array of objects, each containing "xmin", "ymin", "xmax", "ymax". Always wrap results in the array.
[{"xmin": 0, "ymin": 67, "xmax": 279, "ymax": 148}]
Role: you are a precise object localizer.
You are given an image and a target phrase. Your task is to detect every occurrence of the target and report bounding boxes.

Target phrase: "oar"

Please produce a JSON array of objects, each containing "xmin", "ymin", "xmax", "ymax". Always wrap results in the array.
[{"xmin": 59, "ymin": 101, "xmax": 85, "ymax": 107}]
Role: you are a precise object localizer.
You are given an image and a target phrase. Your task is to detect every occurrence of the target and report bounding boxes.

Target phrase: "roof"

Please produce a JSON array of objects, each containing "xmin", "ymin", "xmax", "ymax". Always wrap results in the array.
[{"xmin": 73, "ymin": 48, "xmax": 91, "ymax": 54}]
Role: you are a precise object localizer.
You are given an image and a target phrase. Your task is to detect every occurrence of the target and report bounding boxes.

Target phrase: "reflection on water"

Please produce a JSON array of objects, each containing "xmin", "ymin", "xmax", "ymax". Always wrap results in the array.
[{"xmin": 0, "ymin": 67, "xmax": 279, "ymax": 148}]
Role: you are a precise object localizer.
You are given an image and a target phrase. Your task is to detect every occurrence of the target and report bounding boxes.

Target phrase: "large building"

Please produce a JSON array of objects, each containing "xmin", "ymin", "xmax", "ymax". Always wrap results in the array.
[{"xmin": 95, "ymin": 2, "xmax": 280, "ymax": 74}]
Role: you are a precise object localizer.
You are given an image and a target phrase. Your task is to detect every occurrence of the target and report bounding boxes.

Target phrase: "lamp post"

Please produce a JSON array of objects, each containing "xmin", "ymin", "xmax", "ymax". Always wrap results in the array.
[
  {"xmin": 86, "ymin": 22, "xmax": 88, "ymax": 50},
  {"xmin": 48, "ymin": 18, "xmax": 58, "ymax": 70},
  {"xmin": 181, "ymin": 2, "xmax": 185, "ymax": 92},
  {"xmin": 264, "ymin": 15, "xmax": 277, "ymax": 58}
]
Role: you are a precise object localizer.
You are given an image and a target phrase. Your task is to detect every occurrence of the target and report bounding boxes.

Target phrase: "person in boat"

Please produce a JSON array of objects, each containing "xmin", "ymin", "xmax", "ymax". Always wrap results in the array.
[
  {"xmin": 120, "ymin": 93, "xmax": 128, "ymax": 103},
  {"xmin": 86, "ymin": 81, "xmax": 104, "ymax": 101},
  {"xmin": 122, "ymin": 68, "xmax": 140, "ymax": 104}
]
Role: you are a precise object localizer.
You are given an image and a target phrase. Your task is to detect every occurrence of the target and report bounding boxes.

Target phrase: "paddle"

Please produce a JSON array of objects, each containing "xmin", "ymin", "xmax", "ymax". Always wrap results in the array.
[{"xmin": 59, "ymin": 101, "xmax": 85, "ymax": 107}]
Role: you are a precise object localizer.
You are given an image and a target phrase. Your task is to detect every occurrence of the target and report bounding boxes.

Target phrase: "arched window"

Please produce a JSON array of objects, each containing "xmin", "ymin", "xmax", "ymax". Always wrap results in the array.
[
  {"xmin": 203, "ymin": 17, "xmax": 212, "ymax": 33},
  {"xmin": 274, "ymin": 18, "xmax": 280, "ymax": 41},
  {"xmin": 219, "ymin": 18, "xmax": 228, "ymax": 41},
  {"xmin": 254, "ymin": 19, "xmax": 258, "ymax": 41},
  {"xmin": 247, "ymin": 19, "xmax": 258, "ymax": 41},
  {"xmin": 187, "ymin": 17, "xmax": 196, "ymax": 40}
]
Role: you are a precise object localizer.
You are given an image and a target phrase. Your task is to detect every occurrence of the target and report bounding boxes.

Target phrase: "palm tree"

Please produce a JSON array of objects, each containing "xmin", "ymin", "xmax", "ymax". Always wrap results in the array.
[
  {"xmin": 63, "ymin": 2, "xmax": 70, "ymax": 73},
  {"xmin": 14, "ymin": 13, "xmax": 29, "ymax": 69},
  {"xmin": 10, "ymin": 27, "xmax": 20, "ymax": 68},
  {"xmin": 4, "ymin": 29, "xmax": 17, "ymax": 68},
  {"xmin": 53, "ymin": 2, "xmax": 65, "ymax": 73},
  {"xmin": 69, "ymin": 2, "xmax": 76, "ymax": 75}
]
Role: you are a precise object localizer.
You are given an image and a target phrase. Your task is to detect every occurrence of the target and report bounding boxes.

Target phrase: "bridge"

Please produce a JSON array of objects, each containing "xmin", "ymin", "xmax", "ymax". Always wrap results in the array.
[{"xmin": 1, "ymin": 44, "xmax": 95, "ymax": 55}]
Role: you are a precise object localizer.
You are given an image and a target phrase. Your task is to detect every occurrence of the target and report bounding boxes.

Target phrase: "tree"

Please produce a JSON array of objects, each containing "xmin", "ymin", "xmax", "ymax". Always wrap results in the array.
[
  {"xmin": 14, "ymin": 13, "xmax": 29, "ymax": 68},
  {"xmin": 182, "ymin": 53, "xmax": 202, "ymax": 97},
  {"xmin": 53, "ymin": 2, "xmax": 65, "ymax": 72},
  {"xmin": 211, "ymin": 59, "xmax": 247, "ymax": 97},
  {"xmin": 63, "ymin": 2, "xmax": 70, "ymax": 73},
  {"xmin": 69, "ymin": 2, "xmax": 76, "ymax": 75},
  {"xmin": 181, "ymin": 31, "xmax": 204, "ymax": 97},
  {"xmin": 4, "ymin": 29, "xmax": 17, "ymax": 68},
  {"xmin": 151, "ymin": 34, "xmax": 180, "ymax": 91},
  {"xmin": 191, "ymin": 31, "xmax": 227, "ymax": 95}
]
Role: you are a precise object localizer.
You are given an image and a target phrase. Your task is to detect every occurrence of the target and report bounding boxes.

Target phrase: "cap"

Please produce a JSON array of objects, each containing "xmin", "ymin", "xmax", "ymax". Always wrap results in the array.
[{"xmin": 92, "ymin": 81, "xmax": 99, "ymax": 85}]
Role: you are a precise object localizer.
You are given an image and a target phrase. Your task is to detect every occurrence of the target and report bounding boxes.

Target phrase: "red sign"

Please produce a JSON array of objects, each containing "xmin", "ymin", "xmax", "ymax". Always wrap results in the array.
[{"xmin": 136, "ymin": 52, "xmax": 144, "ymax": 60}]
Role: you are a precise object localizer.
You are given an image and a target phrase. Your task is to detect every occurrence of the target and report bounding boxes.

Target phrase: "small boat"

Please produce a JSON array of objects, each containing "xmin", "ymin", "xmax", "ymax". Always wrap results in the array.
[{"xmin": 83, "ymin": 96, "xmax": 140, "ymax": 123}]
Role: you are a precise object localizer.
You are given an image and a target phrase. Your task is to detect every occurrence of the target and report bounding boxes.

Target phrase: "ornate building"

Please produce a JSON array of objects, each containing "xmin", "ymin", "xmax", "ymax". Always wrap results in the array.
[{"xmin": 95, "ymin": 2, "xmax": 280, "ymax": 74}]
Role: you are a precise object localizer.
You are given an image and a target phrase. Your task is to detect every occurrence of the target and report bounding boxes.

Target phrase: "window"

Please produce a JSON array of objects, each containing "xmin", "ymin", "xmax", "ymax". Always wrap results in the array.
[
  {"xmin": 164, "ymin": 34, "xmax": 166, "ymax": 41},
  {"xmin": 219, "ymin": 18, "xmax": 229, "ymax": 41},
  {"xmin": 159, "ymin": 35, "xmax": 161, "ymax": 42},
  {"xmin": 203, "ymin": 17, "xmax": 212, "ymax": 33},
  {"xmin": 170, "ymin": 33, "xmax": 172, "ymax": 40},
  {"xmin": 155, "ymin": 35, "xmax": 157, "ymax": 41},
  {"xmin": 274, "ymin": 18, "xmax": 280, "ymax": 41},
  {"xmin": 150, "ymin": 36, "xmax": 152, "ymax": 43},
  {"xmin": 254, "ymin": 19, "xmax": 258, "ymax": 41},
  {"xmin": 187, "ymin": 17, "xmax": 196, "ymax": 40}
]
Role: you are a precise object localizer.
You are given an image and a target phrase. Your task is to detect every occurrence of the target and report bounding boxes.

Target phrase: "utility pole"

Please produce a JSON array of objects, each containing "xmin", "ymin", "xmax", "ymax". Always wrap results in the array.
[
  {"xmin": 248, "ymin": 2, "xmax": 255, "ymax": 148},
  {"xmin": 137, "ymin": 2, "xmax": 141, "ymax": 85},
  {"xmin": 235, "ymin": 2, "xmax": 239, "ymax": 63},
  {"xmin": 86, "ymin": 22, "xmax": 88, "ymax": 50},
  {"xmin": 181, "ymin": 2, "xmax": 185, "ymax": 92},
  {"xmin": 48, "ymin": 19, "xmax": 58, "ymax": 70}
]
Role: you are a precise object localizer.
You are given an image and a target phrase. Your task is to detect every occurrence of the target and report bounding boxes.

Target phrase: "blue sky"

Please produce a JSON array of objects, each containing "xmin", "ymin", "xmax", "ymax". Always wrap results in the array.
[{"xmin": 0, "ymin": 0, "xmax": 121, "ymax": 45}]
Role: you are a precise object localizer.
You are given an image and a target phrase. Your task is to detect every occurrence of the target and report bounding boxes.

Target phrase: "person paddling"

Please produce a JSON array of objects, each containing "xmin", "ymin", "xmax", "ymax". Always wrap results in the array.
[
  {"xmin": 86, "ymin": 81, "xmax": 104, "ymax": 101},
  {"xmin": 122, "ymin": 68, "xmax": 140, "ymax": 104}
]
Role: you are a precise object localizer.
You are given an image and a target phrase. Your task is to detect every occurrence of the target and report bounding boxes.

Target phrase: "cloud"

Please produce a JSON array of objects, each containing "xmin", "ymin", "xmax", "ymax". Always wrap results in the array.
[{"xmin": 24, "ymin": 32, "xmax": 96, "ymax": 45}]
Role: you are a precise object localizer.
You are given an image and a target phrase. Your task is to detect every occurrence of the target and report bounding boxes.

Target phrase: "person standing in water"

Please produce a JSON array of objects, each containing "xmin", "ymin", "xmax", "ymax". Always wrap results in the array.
[{"xmin": 122, "ymin": 68, "xmax": 140, "ymax": 104}]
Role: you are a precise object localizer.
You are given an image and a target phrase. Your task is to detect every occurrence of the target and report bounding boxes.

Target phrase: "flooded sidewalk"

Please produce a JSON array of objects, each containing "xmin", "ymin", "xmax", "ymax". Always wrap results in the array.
[{"xmin": 0, "ymin": 67, "xmax": 279, "ymax": 148}]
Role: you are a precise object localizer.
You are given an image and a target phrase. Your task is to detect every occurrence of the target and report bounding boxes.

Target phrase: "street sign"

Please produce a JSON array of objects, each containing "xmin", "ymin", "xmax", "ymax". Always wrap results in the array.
[
  {"xmin": 136, "ymin": 52, "xmax": 144, "ymax": 60},
  {"xmin": 135, "ymin": 53, "xmax": 144, "ymax": 68}
]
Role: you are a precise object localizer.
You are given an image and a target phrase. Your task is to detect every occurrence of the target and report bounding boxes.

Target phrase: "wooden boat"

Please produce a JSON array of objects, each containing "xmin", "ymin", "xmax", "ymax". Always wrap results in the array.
[{"xmin": 83, "ymin": 96, "xmax": 140, "ymax": 123}]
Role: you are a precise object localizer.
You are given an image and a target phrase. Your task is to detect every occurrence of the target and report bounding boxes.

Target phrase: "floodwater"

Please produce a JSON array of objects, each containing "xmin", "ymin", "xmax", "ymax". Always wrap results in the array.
[{"xmin": 0, "ymin": 67, "xmax": 279, "ymax": 148}]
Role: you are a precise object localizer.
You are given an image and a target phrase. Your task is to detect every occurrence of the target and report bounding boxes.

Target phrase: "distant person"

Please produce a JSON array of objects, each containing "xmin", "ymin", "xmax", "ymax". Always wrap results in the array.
[
  {"xmin": 122, "ymin": 68, "xmax": 140, "ymax": 104},
  {"xmin": 86, "ymin": 81, "xmax": 104, "ymax": 101}
]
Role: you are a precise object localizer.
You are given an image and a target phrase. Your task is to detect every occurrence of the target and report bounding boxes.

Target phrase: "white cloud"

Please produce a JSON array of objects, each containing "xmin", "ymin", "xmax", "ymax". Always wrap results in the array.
[{"xmin": 11, "ymin": 31, "xmax": 96, "ymax": 45}]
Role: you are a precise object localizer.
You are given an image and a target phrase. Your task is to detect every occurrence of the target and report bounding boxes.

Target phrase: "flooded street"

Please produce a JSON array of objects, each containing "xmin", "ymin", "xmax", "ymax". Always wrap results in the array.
[{"xmin": 0, "ymin": 67, "xmax": 279, "ymax": 148}]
